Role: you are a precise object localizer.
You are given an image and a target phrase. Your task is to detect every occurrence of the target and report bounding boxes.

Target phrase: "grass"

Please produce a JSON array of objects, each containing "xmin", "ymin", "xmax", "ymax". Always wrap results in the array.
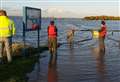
[{"xmin": 0, "ymin": 43, "xmax": 48, "ymax": 82}]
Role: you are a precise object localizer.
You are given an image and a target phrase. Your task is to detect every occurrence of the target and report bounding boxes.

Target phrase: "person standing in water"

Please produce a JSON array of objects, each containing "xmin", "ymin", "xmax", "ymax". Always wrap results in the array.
[
  {"xmin": 99, "ymin": 20, "xmax": 107, "ymax": 52},
  {"xmin": 99, "ymin": 20, "xmax": 107, "ymax": 40},
  {"xmin": 47, "ymin": 20, "xmax": 58, "ymax": 55}
]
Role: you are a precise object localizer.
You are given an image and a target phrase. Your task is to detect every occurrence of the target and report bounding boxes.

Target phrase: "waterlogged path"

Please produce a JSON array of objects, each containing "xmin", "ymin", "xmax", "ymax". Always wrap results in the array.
[
  {"xmin": 9, "ymin": 17, "xmax": 120, "ymax": 82},
  {"xmin": 27, "ymin": 37, "xmax": 120, "ymax": 82}
]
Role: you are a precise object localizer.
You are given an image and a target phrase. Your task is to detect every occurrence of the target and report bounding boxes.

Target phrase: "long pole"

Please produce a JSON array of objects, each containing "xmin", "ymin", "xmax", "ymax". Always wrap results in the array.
[
  {"xmin": 75, "ymin": 29, "xmax": 120, "ymax": 32},
  {"xmin": 37, "ymin": 18, "xmax": 39, "ymax": 48},
  {"xmin": 23, "ymin": 7, "xmax": 27, "ymax": 57},
  {"xmin": 38, "ymin": 9, "xmax": 41, "ymax": 48}
]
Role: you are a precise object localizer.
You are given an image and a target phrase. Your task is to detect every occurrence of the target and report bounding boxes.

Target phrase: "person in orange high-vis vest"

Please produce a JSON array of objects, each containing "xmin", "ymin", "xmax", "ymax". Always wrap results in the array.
[
  {"xmin": 99, "ymin": 21, "xmax": 107, "ymax": 52},
  {"xmin": 99, "ymin": 21, "xmax": 107, "ymax": 39},
  {"xmin": 48, "ymin": 21, "xmax": 57, "ymax": 55},
  {"xmin": 0, "ymin": 10, "xmax": 16, "ymax": 63}
]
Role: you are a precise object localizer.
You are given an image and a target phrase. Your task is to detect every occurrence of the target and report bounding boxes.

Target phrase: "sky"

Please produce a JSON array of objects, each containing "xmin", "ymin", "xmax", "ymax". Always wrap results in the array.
[{"xmin": 0, "ymin": 0, "xmax": 120, "ymax": 18}]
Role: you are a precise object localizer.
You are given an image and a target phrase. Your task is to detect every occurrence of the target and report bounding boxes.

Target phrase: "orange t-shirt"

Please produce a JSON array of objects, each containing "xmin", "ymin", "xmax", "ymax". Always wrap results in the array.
[
  {"xmin": 48, "ymin": 25, "xmax": 57, "ymax": 37},
  {"xmin": 99, "ymin": 25, "xmax": 107, "ymax": 38}
]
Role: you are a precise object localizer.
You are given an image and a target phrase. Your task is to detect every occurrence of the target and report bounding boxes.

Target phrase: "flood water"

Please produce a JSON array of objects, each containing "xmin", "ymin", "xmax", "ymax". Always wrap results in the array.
[
  {"xmin": 27, "ymin": 37, "xmax": 120, "ymax": 82},
  {"xmin": 10, "ymin": 17, "xmax": 120, "ymax": 82}
]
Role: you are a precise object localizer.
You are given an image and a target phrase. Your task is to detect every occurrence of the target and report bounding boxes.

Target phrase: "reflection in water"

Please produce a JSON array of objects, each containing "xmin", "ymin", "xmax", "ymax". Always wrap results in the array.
[
  {"xmin": 97, "ymin": 38, "xmax": 106, "ymax": 82},
  {"xmin": 92, "ymin": 38, "xmax": 108, "ymax": 82},
  {"xmin": 48, "ymin": 54, "xmax": 58, "ymax": 82},
  {"xmin": 68, "ymin": 44, "xmax": 75, "ymax": 64}
]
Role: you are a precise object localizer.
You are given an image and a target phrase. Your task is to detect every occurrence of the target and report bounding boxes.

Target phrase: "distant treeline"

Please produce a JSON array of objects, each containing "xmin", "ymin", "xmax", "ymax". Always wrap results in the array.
[{"xmin": 84, "ymin": 16, "xmax": 120, "ymax": 20}]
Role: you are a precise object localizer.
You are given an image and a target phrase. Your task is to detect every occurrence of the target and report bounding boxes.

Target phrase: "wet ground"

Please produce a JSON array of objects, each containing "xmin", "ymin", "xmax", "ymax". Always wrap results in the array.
[
  {"xmin": 9, "ymin": 17, "xmax": 120, "ymax": 82},
  {"xmin": 27, "ymin": 36, "xmax": 120, "ymax": 82}
]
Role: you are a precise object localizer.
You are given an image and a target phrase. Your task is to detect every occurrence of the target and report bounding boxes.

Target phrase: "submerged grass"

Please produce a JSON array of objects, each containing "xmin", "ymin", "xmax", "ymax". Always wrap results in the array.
[{"xmin": 0, "ymin": 44, "xmax": 48, "ymax": 82}]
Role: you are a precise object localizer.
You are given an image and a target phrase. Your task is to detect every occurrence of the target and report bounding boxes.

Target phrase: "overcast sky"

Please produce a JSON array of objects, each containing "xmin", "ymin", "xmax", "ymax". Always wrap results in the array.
[{"xmin": 0, "ymin": 0, "xmax": 120, "ymax": 18}]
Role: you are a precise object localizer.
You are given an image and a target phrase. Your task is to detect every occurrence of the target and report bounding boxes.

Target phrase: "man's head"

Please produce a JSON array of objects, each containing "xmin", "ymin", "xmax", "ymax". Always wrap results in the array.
[
  {"xmin": 50, "ymin": 20, "xmax": 54, "ymax": 25},
  {"xmin": 0, "ymin": 10, "xmax": 7, "ymax": 16},
  {"xmin": 101, "ymin": 20, "xmax": 105, "ymax": 25}
]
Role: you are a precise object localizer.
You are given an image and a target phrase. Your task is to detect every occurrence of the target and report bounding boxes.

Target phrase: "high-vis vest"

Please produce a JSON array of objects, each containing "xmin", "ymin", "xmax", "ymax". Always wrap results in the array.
[
  {"xmin": 0, "ymin": 16, "xmax": 16, "ymax": 37},
  {"xmin": 99, "ymin": 25, "xmax": 107, "ymax": 38},
  {"xmin": 48, "ymin": 25, "xmax": 57, "ymax": 37}
]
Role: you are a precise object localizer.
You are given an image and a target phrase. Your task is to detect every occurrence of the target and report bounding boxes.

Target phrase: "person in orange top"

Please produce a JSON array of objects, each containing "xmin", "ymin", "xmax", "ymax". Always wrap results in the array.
[
  {"xmin": 47, "ymin": 20, "xmax": 57, "ymax": 55},
  {"xmin": 99, "ymin": 21, "xmax": 107, "ymax": 39},
  {"xmin": 99, "ymin": 21, "xmax": 107, "ymax": 52}
]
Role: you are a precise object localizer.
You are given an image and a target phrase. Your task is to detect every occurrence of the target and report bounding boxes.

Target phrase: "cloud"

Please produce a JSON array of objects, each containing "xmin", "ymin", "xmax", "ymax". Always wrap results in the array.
[
  {"xmin": 2, "ymin": 0, "xmax": 119, "ymax": 17},
  {"xmin": 2, "ymin": 6, "xmax": 22, "ymax": 16},
  {"xmin": 42, "ymin": 8, "xmax": 81, "ymax": 18}
]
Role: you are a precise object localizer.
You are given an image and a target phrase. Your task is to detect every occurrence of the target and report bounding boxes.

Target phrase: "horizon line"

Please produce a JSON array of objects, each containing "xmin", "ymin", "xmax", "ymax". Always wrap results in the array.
[
  {"xmin": 1, "ymin": 0, "xmax": 118, "ymax": 3},
  {"xmin": 8, "ymin": 15, "xmax": 120, "ymax": 18}
]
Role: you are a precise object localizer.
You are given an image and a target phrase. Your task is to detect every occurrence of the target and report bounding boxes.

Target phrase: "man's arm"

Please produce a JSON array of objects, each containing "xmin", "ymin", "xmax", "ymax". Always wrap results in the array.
[
  {"xmin": 55, "ymin": 26, "xmax": 58, "ymax": 36},
  {"xmin": 10, "ymin": 20, "xmax": 16, "ymax": 36}
]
